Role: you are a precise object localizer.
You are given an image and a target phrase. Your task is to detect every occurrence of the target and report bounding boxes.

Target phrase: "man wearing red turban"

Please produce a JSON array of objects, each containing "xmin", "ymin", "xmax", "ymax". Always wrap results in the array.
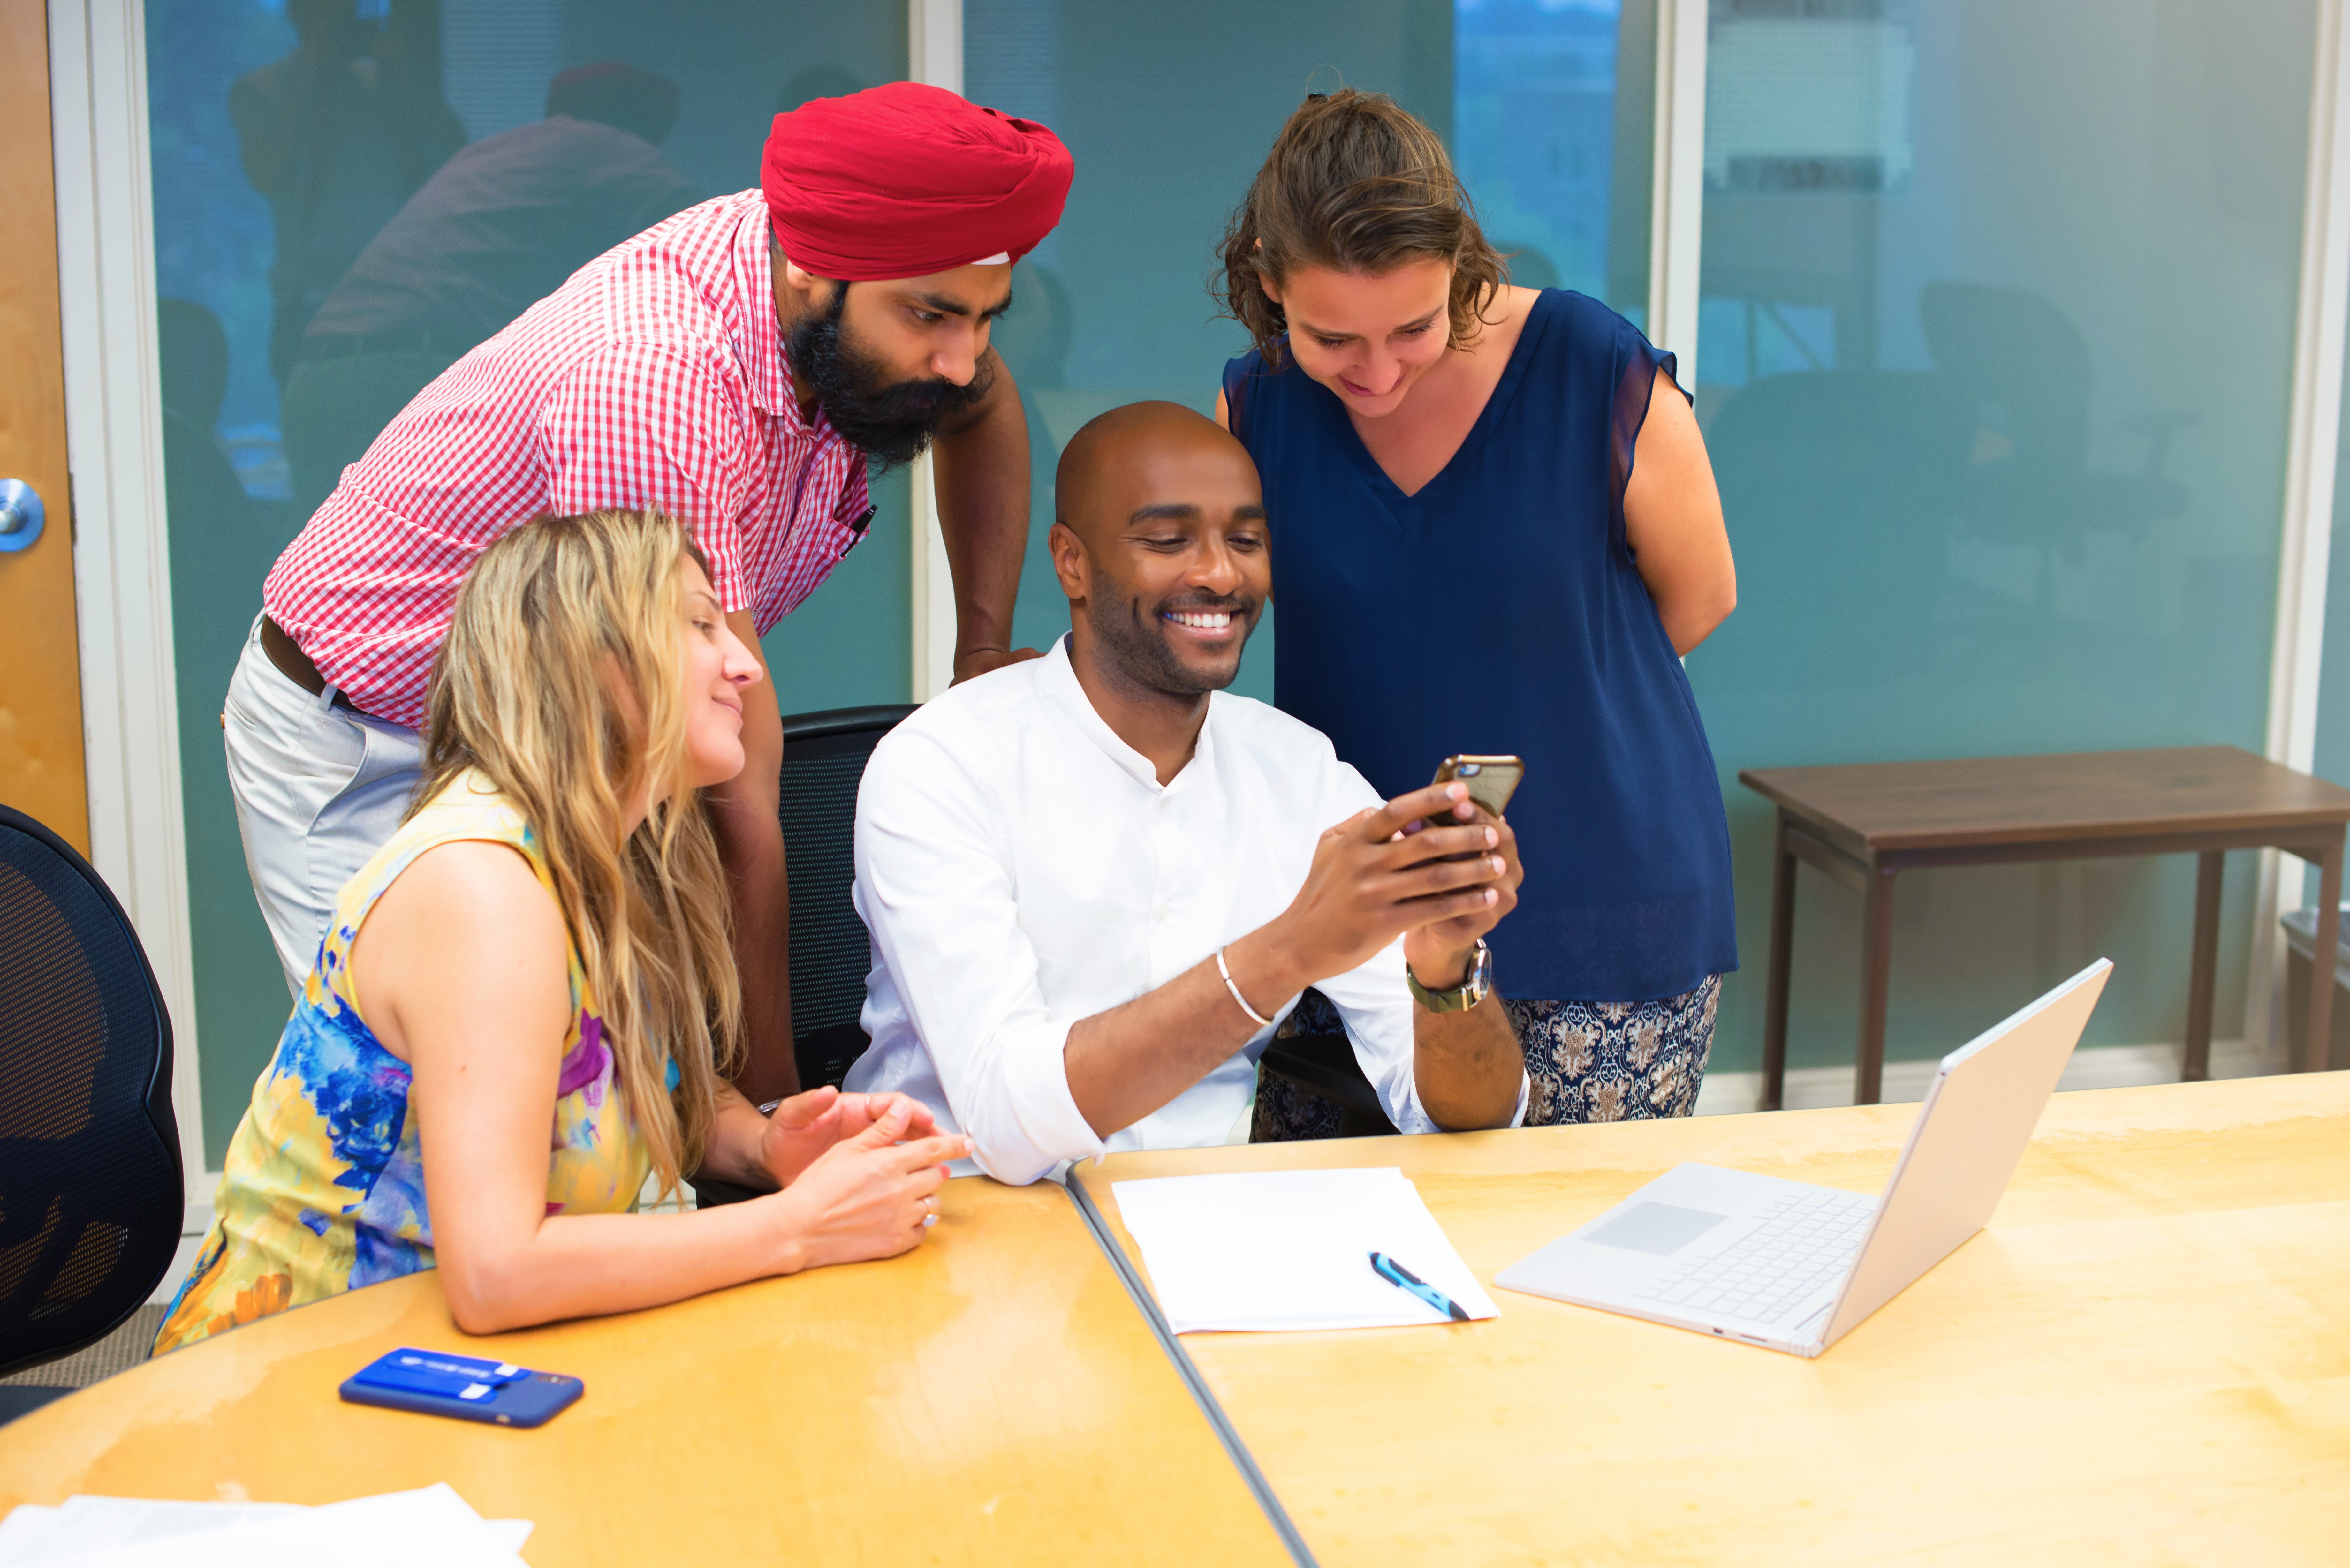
[{"xmin": 234, "ymin": 82, "xmax": 1075, "ymax": 1121}]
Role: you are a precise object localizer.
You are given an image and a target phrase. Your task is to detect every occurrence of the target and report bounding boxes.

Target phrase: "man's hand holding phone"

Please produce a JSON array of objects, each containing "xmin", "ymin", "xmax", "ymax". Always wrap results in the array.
[
  {"xmin": 1071, "ymin": 761, "xmax": 1530, "ymax": 1143},
  {"xmin": 1230, "ymin": 779, "xmax": 1523, "ymax": 1004},
  {"xmin": 1394, "ymin": 791, "xmax": 1523, "ymax": 990},
  {"xmin": 1401, "ymin": 754, "xmax": 1526, "ymax": 988}
]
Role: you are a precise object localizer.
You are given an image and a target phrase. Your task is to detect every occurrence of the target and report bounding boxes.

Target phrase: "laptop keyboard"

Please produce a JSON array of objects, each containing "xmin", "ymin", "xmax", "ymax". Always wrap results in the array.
[{"xmin": 1634, "ymin": 1187, "xmax": 1877, "ymax": 1325}]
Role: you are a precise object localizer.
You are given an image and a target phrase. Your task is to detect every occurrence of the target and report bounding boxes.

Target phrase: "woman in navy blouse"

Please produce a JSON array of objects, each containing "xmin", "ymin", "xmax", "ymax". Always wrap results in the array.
[{"xmin": 1215, "ymin": 90, "xmax": 1739, "ymax": 1131}]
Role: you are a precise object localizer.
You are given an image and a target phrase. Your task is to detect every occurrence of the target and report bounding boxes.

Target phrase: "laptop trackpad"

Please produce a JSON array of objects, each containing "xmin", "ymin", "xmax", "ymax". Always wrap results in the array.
[{"xmin": 1584, "ymin": 1202, "xmax": 1728, "ymax": 1256}]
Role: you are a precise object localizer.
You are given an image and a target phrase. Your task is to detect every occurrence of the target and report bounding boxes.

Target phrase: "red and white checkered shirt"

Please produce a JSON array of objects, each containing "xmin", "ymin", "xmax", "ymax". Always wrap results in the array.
[{"xmin": 263, "ymin": 189, "xmax": 873, "ymax": 729}]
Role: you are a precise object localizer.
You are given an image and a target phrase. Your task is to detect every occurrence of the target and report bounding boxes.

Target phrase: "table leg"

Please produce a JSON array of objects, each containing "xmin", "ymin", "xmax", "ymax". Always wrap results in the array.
[
  {"xmin": 1856, "ymin": 857, "xmax": 1895, "ymax": 1106},
  {"xmin": 2182, "ymin": 851, "xmax": 2223, "ymax": 1082},
  {"xmin": 2303, "ymin": 836, "xmax": 2343, "ymax": 1073},
  {"xmin": 1762, "ymin": 810, "xmax": 1798, "ymax": 1111}
]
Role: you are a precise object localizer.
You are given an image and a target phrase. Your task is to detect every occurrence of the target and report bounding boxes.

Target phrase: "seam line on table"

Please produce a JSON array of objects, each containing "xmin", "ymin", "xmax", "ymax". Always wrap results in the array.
[{"xmin": 1062, "ymin": 1175, "xmax": 1321, "ymax": 1568}]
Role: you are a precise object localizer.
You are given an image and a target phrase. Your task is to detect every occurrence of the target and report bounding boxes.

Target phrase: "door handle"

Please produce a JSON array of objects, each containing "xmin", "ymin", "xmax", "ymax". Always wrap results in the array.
[{"xmin": 0, "ymin": 479, "xmax": 44, "ymax": 552}]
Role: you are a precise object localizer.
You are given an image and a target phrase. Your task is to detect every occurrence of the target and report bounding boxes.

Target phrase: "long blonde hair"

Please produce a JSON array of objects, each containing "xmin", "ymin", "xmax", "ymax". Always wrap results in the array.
[{"xmin": 415, "ymin": 508, "xmax": 742, "ymax": 1199}]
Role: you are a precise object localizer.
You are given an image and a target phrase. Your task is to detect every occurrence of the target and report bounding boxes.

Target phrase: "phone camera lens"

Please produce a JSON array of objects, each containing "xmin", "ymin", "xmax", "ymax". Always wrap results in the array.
[{"xmin": 1459, "ymin": 763, "xmax": 1481, "ymax": 777}]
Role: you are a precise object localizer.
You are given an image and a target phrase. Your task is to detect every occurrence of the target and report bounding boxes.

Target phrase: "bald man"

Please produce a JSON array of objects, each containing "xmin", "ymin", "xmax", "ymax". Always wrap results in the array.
[{"xmin": 844, "ymin": 402, "xmax": 1528, "ymax": 1184}]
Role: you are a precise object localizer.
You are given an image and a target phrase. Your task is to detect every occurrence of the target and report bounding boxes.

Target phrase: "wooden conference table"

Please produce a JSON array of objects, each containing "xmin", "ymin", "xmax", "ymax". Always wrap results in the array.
[
  {"xmin": 1080, "ymin": 1073, "xmax": 2350, "ymax": 1566},
  {"xmin": 1740, "ymin": 746, "xmax": 2350, "ymax": 1106},
  {"xmin": 0, "ymin": 1178, "xmax": 1294, "ymax": 1567},
  {"xmin": 4, "ymin": 1076, "xmax": 2344, "ymax": 1564}
]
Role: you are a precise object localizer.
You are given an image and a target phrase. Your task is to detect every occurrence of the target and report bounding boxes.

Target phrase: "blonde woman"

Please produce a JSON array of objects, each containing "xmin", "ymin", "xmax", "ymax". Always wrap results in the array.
[{"xmin": 158, "ymin": 510, "xmax": 967, "ymax": 1352}]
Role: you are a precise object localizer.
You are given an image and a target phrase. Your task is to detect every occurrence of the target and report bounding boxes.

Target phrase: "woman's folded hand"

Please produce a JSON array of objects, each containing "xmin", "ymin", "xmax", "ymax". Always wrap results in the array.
[
  {"xmin": 765, "ymin": 1100, "xmax": 972, "ymax": 1271},
  {"xmin": 756, "ymin": 1087, "xmax": 943, "ymax": 1188}
]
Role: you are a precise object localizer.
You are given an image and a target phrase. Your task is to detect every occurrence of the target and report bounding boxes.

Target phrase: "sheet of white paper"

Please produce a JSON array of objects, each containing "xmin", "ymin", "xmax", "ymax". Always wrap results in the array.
[
  {"xmin": 0, "ymin": 1507, "xmax": 59, "ymax": 1561},
  {"xmin": 0, "ymin": 1498, "xmax": 304, "ymax": 1564},
  {"xmin": 481, "ymin": 1520, "xmax": 535, "ymax": 1554},
  {"xmin": 1112, "ymin": 1166, "xmax": 1498, "ymax": 1332},
  {"xmin": 0, "ymin": 1486, "xmax": 530, "ymax": 1568}
]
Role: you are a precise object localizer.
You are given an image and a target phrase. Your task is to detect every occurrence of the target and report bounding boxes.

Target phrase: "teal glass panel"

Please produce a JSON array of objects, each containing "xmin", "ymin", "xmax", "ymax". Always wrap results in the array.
[
  {"xmin": 761, "ymin": 464, "xmax": 912, "ymax": 715},
  {"xmin": 1690, "ymin": 0, "xmax": 2316, "ymax": 1075},
  {"xmin": 968, "ymin": 0, "xmax": 1653, "ymax": 695},
  {"xmin": 147, "ymin": 0, "xmax": 907, "ymax": 1156},
  {"xmin": 1455, "ymin": 0, "xmax": 1655, "ymax": 323},
  {"xmin": 966, "ymin": 0, "xmax": 1462, "ymax": 698}
]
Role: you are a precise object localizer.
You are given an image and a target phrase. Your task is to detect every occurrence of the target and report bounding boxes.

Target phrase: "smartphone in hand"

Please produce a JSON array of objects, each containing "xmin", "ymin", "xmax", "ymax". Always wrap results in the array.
[{"xmin": 1432, "ymin": 755, "xmax": 1524, "ymax": 820}]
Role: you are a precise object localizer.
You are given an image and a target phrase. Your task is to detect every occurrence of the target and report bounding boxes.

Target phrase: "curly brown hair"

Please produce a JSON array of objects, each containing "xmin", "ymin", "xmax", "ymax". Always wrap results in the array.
[{"xmin": 1216, "ymin": 89, "xmax": 1508, "ymax": 371}]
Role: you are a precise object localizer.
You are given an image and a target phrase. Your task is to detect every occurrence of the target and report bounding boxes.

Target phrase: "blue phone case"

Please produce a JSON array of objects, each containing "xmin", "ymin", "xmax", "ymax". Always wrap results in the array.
[{"xmin": 338, "ymin": 1348, "xmax": 583, "ymax": 1428}]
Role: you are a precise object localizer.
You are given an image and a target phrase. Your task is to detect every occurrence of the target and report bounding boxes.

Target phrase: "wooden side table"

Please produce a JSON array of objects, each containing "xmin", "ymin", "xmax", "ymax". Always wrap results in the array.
[{"xmin": 1739, "ymin": 746, "xmax": 2350, "ymax": 1107}]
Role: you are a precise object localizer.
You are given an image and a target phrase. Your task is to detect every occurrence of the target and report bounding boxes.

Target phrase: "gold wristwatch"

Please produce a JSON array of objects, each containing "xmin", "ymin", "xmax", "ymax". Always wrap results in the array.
[{"xmin": 1407, "ymin": 939, "xmax": 1493, "ymax": 1013}]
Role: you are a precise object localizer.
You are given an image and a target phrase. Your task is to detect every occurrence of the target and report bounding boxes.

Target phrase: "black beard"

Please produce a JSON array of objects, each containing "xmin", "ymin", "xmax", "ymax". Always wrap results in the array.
[
  {"xmin": 1085, "ymin": 589, "xmax": 1259, "ymax": 701},
  {"xmin": 784, "ymin": 282, "xmax": 992, "ymax": 472}
]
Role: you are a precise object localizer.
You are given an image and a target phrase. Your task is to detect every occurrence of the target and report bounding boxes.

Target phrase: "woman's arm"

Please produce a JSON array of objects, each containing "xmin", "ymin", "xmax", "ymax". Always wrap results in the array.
[
  {"xmin": 1622, "ymin": 368, "xmax": 1737, "ymax": 656},
  {"xmin": 353, "ymin": 841, "xmax": 967, "ymax": 1334}
]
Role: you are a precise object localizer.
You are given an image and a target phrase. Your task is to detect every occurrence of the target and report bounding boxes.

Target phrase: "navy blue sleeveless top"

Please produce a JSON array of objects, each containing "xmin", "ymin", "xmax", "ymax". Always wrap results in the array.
[{"xmin": 1224, "ymin": 289, "xmax": 1735, "ymax": 1002}]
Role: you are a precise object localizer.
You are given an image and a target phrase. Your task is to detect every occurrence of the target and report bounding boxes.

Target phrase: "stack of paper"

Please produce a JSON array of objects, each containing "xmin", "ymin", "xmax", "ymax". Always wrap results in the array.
[
  {"xmin": 0, "ymin": 1485, "xmax": 530, "ymax": 1567},
  {"xmin": 1112, "ymin": 1166, "xmax": 1498, "ymax": 1333}
]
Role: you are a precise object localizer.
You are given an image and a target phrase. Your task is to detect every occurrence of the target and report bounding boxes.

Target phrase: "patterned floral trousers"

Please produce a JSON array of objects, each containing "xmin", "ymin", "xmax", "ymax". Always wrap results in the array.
[{"xmin": 1253, "ymin": 976, "xmax": 1722, "ymax": 1142}]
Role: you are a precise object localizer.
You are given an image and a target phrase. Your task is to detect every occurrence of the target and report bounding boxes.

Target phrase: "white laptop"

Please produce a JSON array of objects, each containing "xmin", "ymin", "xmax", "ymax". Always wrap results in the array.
[{"xmin": 1495, "ymin": 959, "xmax": 2111, "ymax": 1357}]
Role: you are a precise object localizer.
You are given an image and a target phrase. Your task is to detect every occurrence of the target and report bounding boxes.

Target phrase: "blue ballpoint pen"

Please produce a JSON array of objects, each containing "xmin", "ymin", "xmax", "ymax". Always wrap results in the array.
[{"xmin": 1368, "ymin": 1250, "xmax": 1471, "ymax": 1322}]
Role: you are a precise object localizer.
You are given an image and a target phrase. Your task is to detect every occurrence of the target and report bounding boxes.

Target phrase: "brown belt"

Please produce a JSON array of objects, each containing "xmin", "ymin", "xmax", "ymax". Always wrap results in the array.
[{"xmin": 260, "ymin": 617, "xmax": 359, "ymax": 712}]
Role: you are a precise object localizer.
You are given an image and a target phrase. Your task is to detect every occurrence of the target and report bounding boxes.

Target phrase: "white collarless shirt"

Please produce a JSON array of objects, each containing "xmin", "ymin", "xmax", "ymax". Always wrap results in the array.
[{"xmin": 846, "ymin": 637, "xmax": 1525, "ymax": 1186}]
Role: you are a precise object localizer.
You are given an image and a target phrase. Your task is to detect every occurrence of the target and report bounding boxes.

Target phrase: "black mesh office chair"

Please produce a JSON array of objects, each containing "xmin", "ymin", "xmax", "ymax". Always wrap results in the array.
[
  {"xmin": 691, "ymin": 704, "xmax": 914, "ymax": 1207},
  {"xmin": 0, "ymin": 804, "xmax": 185, "ymax": 1420},
  {"xmin": 777, "ymin": 705, "xmax": 917, "ymax": 1093}
]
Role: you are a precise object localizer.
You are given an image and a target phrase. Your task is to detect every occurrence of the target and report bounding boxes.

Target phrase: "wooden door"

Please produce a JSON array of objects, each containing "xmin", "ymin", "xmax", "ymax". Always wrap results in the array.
[{"xmin": 0, "ymin": 0, "xmax": 87, "ymax": 852}]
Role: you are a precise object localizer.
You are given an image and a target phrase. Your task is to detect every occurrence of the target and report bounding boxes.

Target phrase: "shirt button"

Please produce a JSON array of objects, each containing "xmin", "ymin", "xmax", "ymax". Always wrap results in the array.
[{"xmin": 1154, "ymin": 904, "xmax": 1170, "ymax": 922}]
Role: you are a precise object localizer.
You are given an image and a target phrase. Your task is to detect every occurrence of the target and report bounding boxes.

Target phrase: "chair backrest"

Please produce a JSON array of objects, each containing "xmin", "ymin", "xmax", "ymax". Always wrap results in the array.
[
  {"xmin": 1917, "ymin": 280, "xmax": 2094, "ymax": 466},
  {"xmin": 0, "ymin": 805, "xmax": 184, "ymax": 1377},
  {"xmin": 780, "ymin": 705, "xmax": 915, "ymax": 1091}
]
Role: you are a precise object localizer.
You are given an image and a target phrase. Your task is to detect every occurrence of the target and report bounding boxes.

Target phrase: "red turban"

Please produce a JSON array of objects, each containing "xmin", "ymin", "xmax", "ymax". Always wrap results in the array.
[{"xmin": 762, "ymin": 82, "xmax": 1074, "ymax": 281}]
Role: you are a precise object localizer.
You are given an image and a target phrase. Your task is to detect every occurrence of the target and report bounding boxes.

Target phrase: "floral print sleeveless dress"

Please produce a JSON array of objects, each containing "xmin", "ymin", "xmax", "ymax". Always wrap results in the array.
[{"xmin": 154, "ymin": 772, "xmax": 652, "ymax": 1354}]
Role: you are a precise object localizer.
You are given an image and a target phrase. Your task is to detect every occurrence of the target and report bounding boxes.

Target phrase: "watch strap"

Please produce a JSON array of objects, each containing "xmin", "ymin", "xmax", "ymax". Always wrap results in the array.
[{"xmin": 1407, "ymin": 939, "xmax": 1492, "ymax": 1013}]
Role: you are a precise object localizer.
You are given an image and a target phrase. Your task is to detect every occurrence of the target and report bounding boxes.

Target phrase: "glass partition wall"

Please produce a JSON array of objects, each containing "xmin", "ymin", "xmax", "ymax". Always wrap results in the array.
[
  {"xmin": 136, "ymin": 0, "xmax": 2331, "ymax": 1156},
  {"xmin": 1687, "ymin": 0, "xmax": 2319, "ymax": 1077},
  {"xmin": 966, "ymin": 0, "xmax": 1656, "ymax": 693},
  {"xmin": 146, "ymin": 0, "xmax": 909, "ymax": 1154}
]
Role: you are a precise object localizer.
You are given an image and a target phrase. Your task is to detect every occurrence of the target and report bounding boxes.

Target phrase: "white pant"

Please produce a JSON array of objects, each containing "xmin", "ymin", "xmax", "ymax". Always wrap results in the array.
[{"xmin": 223, "ymin": 617, "xmax": 423, "ymax": 997}]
